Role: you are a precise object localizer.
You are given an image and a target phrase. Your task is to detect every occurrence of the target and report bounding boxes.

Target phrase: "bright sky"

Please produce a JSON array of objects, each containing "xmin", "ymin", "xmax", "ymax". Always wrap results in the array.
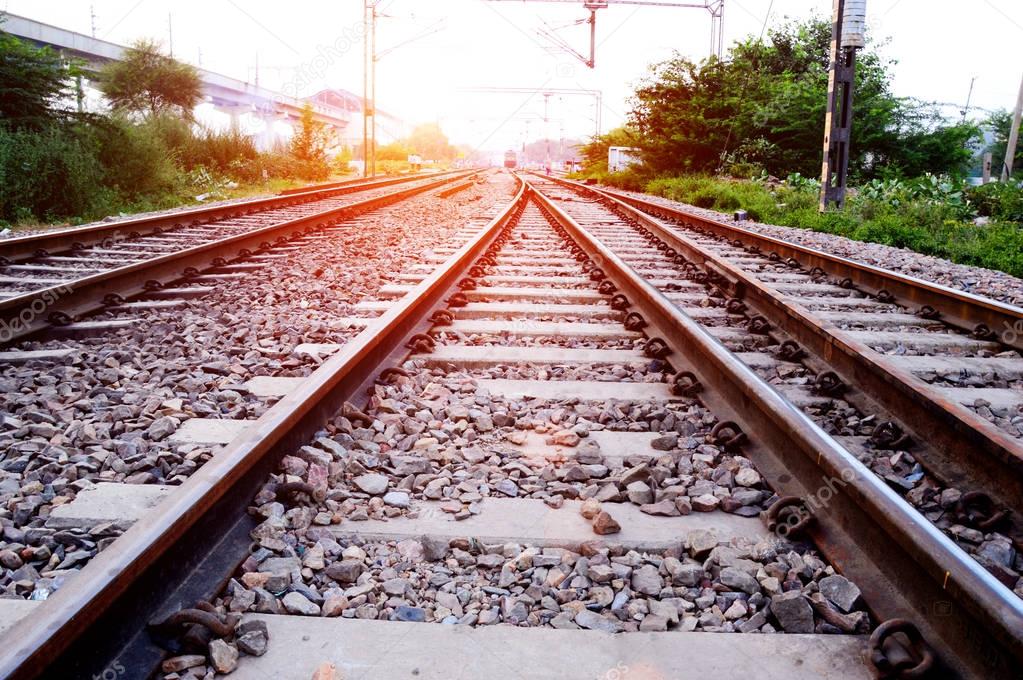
[{"xmin": 3, "ymin": 0, "xmax": 1022, "ymax": 154}]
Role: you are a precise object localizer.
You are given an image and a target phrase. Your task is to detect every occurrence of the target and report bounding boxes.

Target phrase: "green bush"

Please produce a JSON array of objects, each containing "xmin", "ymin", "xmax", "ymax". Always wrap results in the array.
[
  {"xmin": 0, "ymin": 125, "xmax": 106, "ymax": 223},
  {"xmin": 644, "ymin": 176, "xmax": 780, "ymax": 221},
  {"xmin": 968, "ymin": 182, "xmax": 1023, "ymax": 223},
  {"xmin": 92, "ymin": 117, "xmax": 181, "ymax": 203}
]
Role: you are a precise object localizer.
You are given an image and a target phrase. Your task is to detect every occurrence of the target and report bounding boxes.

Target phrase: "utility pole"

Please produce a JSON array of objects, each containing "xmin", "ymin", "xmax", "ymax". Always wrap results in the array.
[
  {"xmin": 363, "ymin": 1, "xmax": 372, "ymax": 177},
  {"xmin": 544, "ymin": 93, "xmax": 552, "ymax": 171},
  {"xmin": 961, "ymin": 76, "xmax": 976, "ymax": 123},
  {"xmin": 168, "ymin": 13, "xmax": 174, "ymax": 57},
  {"xmin": 485, "ymin": 1, "xmax": 724, "ymax": 66},
  {"xmin": 819, "ymin": 0, "xmax": 866, "ymax": 211},
  {"xmin": 371, "ymin": 2, "xmax": 378, "ymax": 177},
  {"xmin": 1001, "ymin": 72, "xmax": 1023, "ymax": 182}
]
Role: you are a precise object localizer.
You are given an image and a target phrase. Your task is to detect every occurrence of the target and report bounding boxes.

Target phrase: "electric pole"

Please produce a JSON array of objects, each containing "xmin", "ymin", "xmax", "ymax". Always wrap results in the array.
[
  {"xmin": 544, "ymin": 93, "xmax": 552, "ymax": 171},
  {"xmin": 1001, "ymin": 72, "xmax": 1023, "ymax": 182},
  {"xmin": 819, "ymin": 0, "xmax": 866, "ymax": 211},
  {"xmin": 485, "ymin": 1, "xmax": 725, "ymax": 66},
  {"xmin": 363, "ymin": 1, "xmax": 373, "ymax": 177},
  {"xmin": 371, "ymin": 2, "xmax": 378, "ymax": 177}
]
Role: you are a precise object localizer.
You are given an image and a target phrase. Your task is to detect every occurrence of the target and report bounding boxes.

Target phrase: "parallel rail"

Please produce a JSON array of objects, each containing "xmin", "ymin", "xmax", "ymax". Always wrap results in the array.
[
  {"xmin": 0, "ymin": 172, "xmax": 476, "ymax": 342},
  {"xmin": 528, "ymin": 176, "xmax": 1023, "ymax": 678},
  {"xmin": 0, "ymin": 172, "xmax": 464, "ymax": 264},
  {"xmin": 592, "ymin": 181, "xmax": 1023, "ymax": 350},
  {"xmin": 537, "ymin": 175, "xmax": 1023, "ymax": 542},
  {"xmin": 0, "ymin": 175, "xmax": 527, "ymax": 680},
  {"xmin": 2, "ymin": 175, "xmax": 1021, "ymax": 678}
]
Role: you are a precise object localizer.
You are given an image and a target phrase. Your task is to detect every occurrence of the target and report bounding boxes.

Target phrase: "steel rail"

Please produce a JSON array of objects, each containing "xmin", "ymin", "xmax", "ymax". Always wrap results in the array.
[
  {"xmin": 0, "ymin": 171, "xmax": 465, "ymax": 264},
  {"xmin": 527, "ymin": 179, "xmax": 1023, "ymax": 679},
  {"xmin": 0, "ymin": 171, "xmax": 477, "ymax": 343},
  {"xmin": 569, "ymin": 180, "xmax": 1023, "ymax": 352},
  {"xmin": 537, "ymin": 175, "xmax": 1023, "ymax": 541},
  {"xmin": 0, "ymin": 175, "xmax": 528, "ymax": 680}
]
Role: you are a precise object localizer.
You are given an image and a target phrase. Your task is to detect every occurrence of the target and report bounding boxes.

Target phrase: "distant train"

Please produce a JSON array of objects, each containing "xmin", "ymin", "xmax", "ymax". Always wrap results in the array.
[{"xmin": 503, "ymin": 150, "xmax": 517, "ymax": 169}]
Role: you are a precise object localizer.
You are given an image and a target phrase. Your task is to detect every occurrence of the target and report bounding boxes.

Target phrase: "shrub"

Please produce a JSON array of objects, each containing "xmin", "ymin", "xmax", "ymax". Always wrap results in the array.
[
  {"xmin": 92, "ymin": 116, "xmax": 181, "ymax": 202},
  {"xmin": 0, "ymin": 125, "xmax": 105, "ymax": 222},
  {"xmin": 968, "ymin": 182, "xmax": 1023, "ymax": 223}
]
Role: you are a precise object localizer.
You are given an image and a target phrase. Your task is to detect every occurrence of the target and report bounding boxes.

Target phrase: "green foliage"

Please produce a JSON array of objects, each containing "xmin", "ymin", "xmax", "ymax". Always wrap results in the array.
[
  {"xmin": 91, "ymin": 116, "xmax": 182, "ymax": 201},
  {"xmin": 289, "ymin": 103, "xmax": 332, "ymax": 181},
  {"xmin": 578, "ymin": 126, "xmax": 639, "ymax": 175},
  {"xmin": 0, "ymin": 22, "xmax": 77, "ymax": 129},
  {"xmin": 980, "ymin": 110, "xmax": 1020, "ymax": 180},
  {"xmin": 968, "ymin": 181, "xmax": 1023, "ymax": 223},
  {"xmin": 406, "ymin": 122, "xmax": 456, "ymax": 161},
  {"xmin": 99, "ymin": 39, "xmax": 201, "ymax": 118},
  {"xmin": 0, "ymin": 125, "xmax": 107, "ymax": 221},
  {"xmin": 377, "ymin": 140, "xmax": 412, "ymax": 162},
  {"xmin": 623, "ymin": 16, "xmax": 979, "ymax": 181}
]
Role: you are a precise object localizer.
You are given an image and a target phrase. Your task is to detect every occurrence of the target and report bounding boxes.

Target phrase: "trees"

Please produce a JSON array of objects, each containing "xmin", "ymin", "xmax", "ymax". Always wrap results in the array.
[
  {"xmin": 627, "ymin": 16, "xmax": 979, "ymax": 180},
  {"xmin": 982, "ymin": 111, "xmax": 1018, "ymax": 179},
  {"xmin": 0, "ymin": 23, "xmax": 75, "ymax": 129},
  {"xmin": 578, "ymin": 127, "xmax": 639, "ymax": 173},
  {"xmin": 407, "ymin": 123, "xmax": 455, "ymax": 161},
  {"xmin": 289, "ymin": 103, "xmax": 332, "ymax": 179},
  {"xmin": 290, "ymin": 103, "xmax": 331, "ymax": 163},
  {"xmin": 99, "ymin": 39, "xmax": 201, "ymax": 118}
]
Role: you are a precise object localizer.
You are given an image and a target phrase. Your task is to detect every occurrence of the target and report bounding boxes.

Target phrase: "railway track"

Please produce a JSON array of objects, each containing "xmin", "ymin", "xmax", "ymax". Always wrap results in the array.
[
  {"xmin": 0, "ymin": 172, "xmax": 1020, "ymax": 678},
  {"xmin": 0, "ymin": 171, "xmax": 472, "ymax": 342}
]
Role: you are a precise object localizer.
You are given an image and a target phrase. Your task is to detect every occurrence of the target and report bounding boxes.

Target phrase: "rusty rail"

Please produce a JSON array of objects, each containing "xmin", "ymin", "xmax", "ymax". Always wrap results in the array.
[
  {"xmin": 0, "ymin": 172, "xmax": 477, "ymax": 343},
  {"xmin": 528, "ymin": 179, "xmax": 1023, "ymax": 679},
  {"xmin": 587, "ymin": 181, "xmax": 1023, "ymax": 352},
  {"xmin": 536, "ymin": 174, "xmax": 1023, "ymax": 548},
  {"xmin": 0, "ymin": 171, "xmax": 466, "ymax": 264},
  {"xmin": 0, "ymin": 175, "xmax": 527, "ymax": 680}
]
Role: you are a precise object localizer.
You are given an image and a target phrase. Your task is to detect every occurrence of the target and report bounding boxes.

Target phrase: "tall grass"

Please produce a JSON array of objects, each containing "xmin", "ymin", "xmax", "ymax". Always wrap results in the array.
[{"xmin": 0, "ymin": 115, "xmax": 340, "ymax": 227}]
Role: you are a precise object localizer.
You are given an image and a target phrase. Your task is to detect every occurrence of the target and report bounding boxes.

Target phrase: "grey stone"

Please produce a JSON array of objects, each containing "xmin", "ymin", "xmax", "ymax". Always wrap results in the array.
[
  {"xmin": 650, "ymin": 434, "xmax": 678, "ymax": 451},
  {"xmin": 770, "ymin": 591, "xmax": 814, "ymax": 633},
  {"xmin": 282, "ymin": 591, "xmax": 321, "ymax": 616},
  {"xmin": 207, "ymin": 638, "xmax": 239, "ymax": 670},
  {"xmin": 495, "ymin": 479, "xmax": 519, "ymax": 497},
  {"xmin": 382, "ymin": 491, "xmax": 411, "ymax": 508},
  {"xmin": 819, "ymin": 574, "xmax": 861, "ymax": 612},
  {"xmin": 147, "ymin": 416, "xmax": 178, "ymax": 441},
  {"xmin": 631, "ymin": 564, "xmax": 663, "ymax": 596},
  {"xmin": 395, "ymin": 605, "xmax": 426, "ymax": 622},
  {"xmin": 639, "ymin": 614, "xmax": 669, "ymax": 632},
  {"xmin": 720, "ymin": 567, "xmax": 760, "ymax": 595},
  {"xmin": 574, "ymin": 609, "xmax": 624, "ymax": 633},
  {"xmin": 325, "ymin": 560, "xmax": 363, "ymax": 583},
  {"xmin": 353, "ymin": 473, "xmax": 388, "ymax": 495},
  {"xmin": 625, "ymin": 481, "xmax": 654, "ymax": 505}
]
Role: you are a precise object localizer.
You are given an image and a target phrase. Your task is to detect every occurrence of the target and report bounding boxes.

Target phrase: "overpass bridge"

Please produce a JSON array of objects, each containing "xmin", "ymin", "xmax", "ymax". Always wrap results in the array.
[{"xmin": 1, "ymin": 12, "xmax": 352, "ymax": 147}]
